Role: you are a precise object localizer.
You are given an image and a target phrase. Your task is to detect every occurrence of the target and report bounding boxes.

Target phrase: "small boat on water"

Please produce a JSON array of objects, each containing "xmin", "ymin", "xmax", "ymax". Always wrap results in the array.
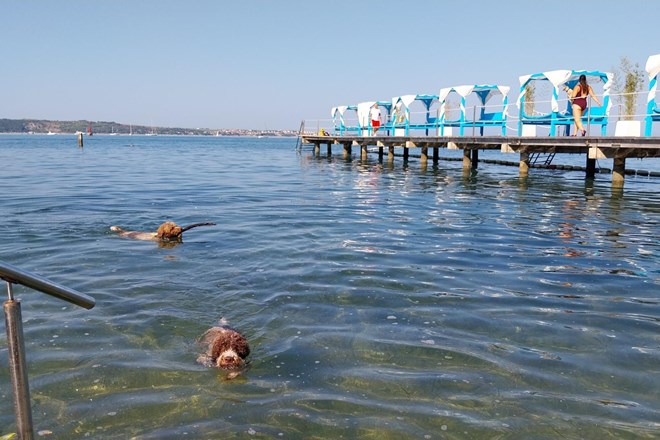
[{"xmin": 87, "ymin": 122, "xmax": 93, "ymax": 136}]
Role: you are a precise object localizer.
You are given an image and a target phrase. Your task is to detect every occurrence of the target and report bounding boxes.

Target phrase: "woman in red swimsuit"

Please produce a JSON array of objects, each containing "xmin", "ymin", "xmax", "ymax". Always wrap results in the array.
[{"xmin": 563, "ymin": 74, "xmax": 602, "ymax": 136}]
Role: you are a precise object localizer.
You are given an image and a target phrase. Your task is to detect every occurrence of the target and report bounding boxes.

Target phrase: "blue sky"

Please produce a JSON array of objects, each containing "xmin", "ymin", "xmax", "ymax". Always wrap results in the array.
[{"xmin": 2, "ymin": 0, "xmax": 658, "ymax": 130}]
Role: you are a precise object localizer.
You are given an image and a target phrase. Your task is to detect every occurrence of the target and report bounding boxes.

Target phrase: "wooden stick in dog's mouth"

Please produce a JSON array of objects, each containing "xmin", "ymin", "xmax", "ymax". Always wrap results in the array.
[{"xmin": 179, "ymin": 222, "xmax": 216, "ymax": 234}]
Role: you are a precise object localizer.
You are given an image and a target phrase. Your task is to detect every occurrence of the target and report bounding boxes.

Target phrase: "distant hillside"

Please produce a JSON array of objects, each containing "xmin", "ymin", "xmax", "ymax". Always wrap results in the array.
[{"xmin": 0, "ymin": 119, "xmax": 297, "ymax": 137}]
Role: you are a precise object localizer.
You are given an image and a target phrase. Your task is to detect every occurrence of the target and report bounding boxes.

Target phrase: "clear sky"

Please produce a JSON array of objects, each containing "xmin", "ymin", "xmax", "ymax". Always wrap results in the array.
[{"xmin": 2, "ymin": 0, "xmax": 658, "ymax": 130}]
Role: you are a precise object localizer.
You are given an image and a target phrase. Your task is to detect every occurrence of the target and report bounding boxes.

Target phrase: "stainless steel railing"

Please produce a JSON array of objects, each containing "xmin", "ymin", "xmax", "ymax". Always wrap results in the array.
[{"xmin": 1, "ymin": 260, "xmax": 95, "ymax": 440}]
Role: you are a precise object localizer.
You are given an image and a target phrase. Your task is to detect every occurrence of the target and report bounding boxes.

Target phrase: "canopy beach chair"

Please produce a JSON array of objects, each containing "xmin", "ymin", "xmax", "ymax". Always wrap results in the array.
[
  {"xmin": 517, "ymin": 70, "xmax": 612, "ymax": 136},
  {"xmin": 332, "ymin": 101, "xmax": 392, "ymax": 136},
  {"xmin": 357, "ymin": 100, "xmax": 393, "ymax": 136},
  {"xmin": 331, "ymin": 105, "xmax": 357, "ymax": 135},
  {"xmin": 438, "ymin": 85, "xmax": 510, "ymax": 136},
  {"xmin": 390, "ymin": 94, "xmax": 439, "ymax": 136},
  {"xmin": 645, "ymin": 54, "xmax": 660, "ymax": 136}
]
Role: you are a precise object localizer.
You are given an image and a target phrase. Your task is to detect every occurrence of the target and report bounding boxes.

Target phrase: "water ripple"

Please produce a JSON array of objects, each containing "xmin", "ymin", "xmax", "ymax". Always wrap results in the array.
[{"xmin": 0, "ymin": 136, "xmax": 658, "ymax": 438}]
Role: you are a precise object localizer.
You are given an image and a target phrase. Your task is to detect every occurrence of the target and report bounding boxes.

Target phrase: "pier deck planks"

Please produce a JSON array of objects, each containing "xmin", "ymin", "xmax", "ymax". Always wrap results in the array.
[
  {"xmin": 302, "ymin": 135, "xmax": 660, "ymax": 158},
  {"xmin": 300, "ymin": 135, "xmax": 660, "ymax": 187}
]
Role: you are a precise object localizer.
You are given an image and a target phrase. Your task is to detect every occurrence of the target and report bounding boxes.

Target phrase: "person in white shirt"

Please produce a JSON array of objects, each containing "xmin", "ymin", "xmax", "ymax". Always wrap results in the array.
[{"xmin": 370, "ymin": 103, "xmax": 382, "ymax": 135}]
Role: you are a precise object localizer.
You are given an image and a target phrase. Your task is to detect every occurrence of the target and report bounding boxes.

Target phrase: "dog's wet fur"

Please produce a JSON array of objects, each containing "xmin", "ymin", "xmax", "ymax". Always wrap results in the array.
[
  {"xmin": 110, "ymin": 221, "xmax": 215, "ymax": 242},
  {"xmin": 196, "ymin": 325, "xmax": 250, "ymax": 372}
]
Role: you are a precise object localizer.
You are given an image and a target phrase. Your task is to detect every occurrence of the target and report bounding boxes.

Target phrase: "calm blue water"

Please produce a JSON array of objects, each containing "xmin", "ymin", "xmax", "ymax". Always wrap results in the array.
[{"xmin": 1, "ymin": 134, "xmax": 658, "ymax": 439}]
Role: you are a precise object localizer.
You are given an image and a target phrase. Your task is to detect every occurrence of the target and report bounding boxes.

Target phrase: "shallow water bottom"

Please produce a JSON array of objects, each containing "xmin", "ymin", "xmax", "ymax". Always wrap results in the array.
[{"xmin": 0, "ymin": 135, "xmax": 658, "ymax": 439}]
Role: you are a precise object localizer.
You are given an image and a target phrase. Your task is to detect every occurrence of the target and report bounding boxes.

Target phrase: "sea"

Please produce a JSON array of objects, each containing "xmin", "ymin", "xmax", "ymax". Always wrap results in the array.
[{"xmin": 0, "ymin": 134, "xmax": 658, "ymax": 439}]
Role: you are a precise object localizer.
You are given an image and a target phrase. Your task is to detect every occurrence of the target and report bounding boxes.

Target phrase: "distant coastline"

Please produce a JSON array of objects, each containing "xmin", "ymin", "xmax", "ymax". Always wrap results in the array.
[{"xmin": 0, "ymin": 118, "xmax": 297, "ymax": 137}]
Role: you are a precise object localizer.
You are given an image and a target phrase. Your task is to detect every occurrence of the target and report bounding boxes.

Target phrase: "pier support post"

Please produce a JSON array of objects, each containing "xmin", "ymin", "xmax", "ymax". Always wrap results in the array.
[
  {"xmin": 378, "ymin": 146, "xmax": 384, "ymax": 160},
  {"xmin": 586, "ymin": 157, "xmax": 596, "ymax": 179},
  {"xmin": 612, "ymin": 157, "xmax": 626, "ymax": 188},
  {"xmin": 77, "ymin": 132, "xmax": 84, "ymax": 148},
  {"xmin": 361, "ymin": 145, "xmax": 368, "ymax": 160},
  {"xmin": 327, "ymin": 143, "xmax": 332, "ymax": 155},
  {"xmin": 421, "ymin": 147, "xmax": 428, "ymax": 166},
  {"xmin": 314, "ymin": 143, "xmax": 320, "ymax": 155},
  {"xmin": 343, "ymin": 143, "xmax": 351, "ymax": 158},
  {"xmin": 462, "ymin": 149, "xmax": 472, "ymax": 170},
  {"xmin": 433, "ymin": 147, "xmax": 439, "ymax": 163},
  {"xmin": 471, "ymin": 149, "xmax": 479, "ymax": 169},
  {"xmin": 403, "ymin": 147, "xmax": 409, "ymax": 162},
  {"xmin": 388, "ymin": 146, "xmax": 394, "ymax": 163},
  {"xmin": 519, "ymin": 152, "xmax": 530, "ymax": 177}
]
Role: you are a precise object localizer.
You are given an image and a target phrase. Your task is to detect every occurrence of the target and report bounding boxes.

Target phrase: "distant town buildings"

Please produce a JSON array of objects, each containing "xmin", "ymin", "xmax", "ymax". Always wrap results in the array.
[{"xmin": 0, "ymin": 119, "xmax": 298, "ymax": 137}]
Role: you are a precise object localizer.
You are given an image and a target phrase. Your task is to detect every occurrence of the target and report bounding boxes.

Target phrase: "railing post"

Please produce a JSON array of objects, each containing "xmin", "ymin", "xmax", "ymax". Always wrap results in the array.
[
  {"xmin": 587, "ymin": 96, "xmax": 592, "ymax": 135},
  {"xmin": 4, "ymin": 281, "xmax": 35, "ymax": 440},
  {"xmin": 1, "ymin": 261, "xmax": 95, "ymax": 439}
]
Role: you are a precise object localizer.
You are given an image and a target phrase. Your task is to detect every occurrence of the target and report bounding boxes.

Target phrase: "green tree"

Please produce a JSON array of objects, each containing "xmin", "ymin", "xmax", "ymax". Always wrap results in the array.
[
  {"xmin": 524, "ymin": 83, "xmax": 535, "ymax": 116},
  {"xmin": 613, "ymin": 57, "xmax": 645, "ymax": 121}
]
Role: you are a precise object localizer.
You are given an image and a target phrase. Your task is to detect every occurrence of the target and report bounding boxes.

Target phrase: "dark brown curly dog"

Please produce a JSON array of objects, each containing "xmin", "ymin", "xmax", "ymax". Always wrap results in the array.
[{"xmin": 196, "ymin": 326, "xmax": 250, "ymax": 370}]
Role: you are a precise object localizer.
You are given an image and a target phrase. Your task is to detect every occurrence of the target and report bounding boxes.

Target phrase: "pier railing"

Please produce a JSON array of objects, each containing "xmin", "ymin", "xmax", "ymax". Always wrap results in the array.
[
  {"xmin": 314, "ymin": 90, "xmax": 658, "ymax": 138},
  {"xmin": 1, "ymin": 260, "xmax": 95, "ymax": 440}
]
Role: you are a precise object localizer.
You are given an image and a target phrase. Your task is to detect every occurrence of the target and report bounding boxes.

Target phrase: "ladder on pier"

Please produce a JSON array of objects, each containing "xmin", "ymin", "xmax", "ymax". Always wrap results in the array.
[
  {"xmin": 294, "ymin": 120, "xmax": 305, "ymax": 150},
  {"xmin": 529, "ymin": 152, "xmax": 556, "ymax": 166}
]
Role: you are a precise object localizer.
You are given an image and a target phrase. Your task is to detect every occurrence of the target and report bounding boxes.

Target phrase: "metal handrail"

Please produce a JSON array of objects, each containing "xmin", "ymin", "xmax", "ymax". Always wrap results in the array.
[
  {"xmin": 2, "ymin": 260, "xmax": 95, "ymax": 440},
  {"xmin": 0, "ymin": 261, "xmax": 95, "ymax": 309}
]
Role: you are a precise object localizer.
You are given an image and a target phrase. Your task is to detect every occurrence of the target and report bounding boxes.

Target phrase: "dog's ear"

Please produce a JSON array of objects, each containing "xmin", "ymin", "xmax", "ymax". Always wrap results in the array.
[
  {"xmin": 232, "ymin": 334, "xmax": 250, "ymax": 359},
  {"xmin": 156, "ymin": 222, "xmax": 168, "ymax": 238}
]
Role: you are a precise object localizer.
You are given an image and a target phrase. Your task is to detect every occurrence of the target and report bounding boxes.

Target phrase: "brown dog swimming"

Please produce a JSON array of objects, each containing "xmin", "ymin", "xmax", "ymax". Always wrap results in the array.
[
  {"xmin": 110, "ymin": 221, "xmax": 215, "ymax": 242},
  {"xmin": 196, "ymin": 325, "xmax": 251, "ymax": 371}
]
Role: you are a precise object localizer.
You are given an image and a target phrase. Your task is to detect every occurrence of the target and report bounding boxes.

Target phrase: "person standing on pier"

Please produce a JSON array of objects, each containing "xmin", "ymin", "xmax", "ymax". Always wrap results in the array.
[
  {"xmin": 564, "ymin": 74, "xmax": 601, "ymax": 136},
  {"xmin": 370, "ymin": 103, "xmax": 382, "ymax": 135}
]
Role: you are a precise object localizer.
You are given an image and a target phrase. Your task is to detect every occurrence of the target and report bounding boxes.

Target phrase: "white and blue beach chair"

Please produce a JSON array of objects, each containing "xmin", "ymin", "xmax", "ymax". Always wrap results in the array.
[
  {"xmin": 331, "ymin": 105, "xmax": 357, "ymax": 135},
  {"xmin": 517, "ymin": 70, "xmax": 612, "ymax": 136},
  {"xmin": 645, "ymin": 54, "xmax": 660, "ymax": 136},
  {"xmin": 438, "ymin": 85, "xmax": 510, "ymax": 136},
  {"xmin": 332, "ymin": 101, "xmax": 392, "ymax": 136},
  {"xmin": 390, "ymin": 94, "xmax": 439, "ymax": 136}
]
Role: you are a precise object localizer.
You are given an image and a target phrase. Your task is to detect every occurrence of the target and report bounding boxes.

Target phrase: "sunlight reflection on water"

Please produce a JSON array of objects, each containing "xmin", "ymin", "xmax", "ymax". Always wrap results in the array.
[{"xmin": 0, "ymin": 135, "xmax": 658, "ymax": 439}]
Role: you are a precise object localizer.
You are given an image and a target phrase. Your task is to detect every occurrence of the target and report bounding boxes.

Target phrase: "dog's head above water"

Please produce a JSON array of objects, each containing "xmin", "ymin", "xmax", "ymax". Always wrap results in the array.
[
  {"xmin": 156, "ymin": 221, "xmax": 183, "ymax": 241},
  {"xmin": 198, "ymin": 326, "xmax": 250, "ymax": 370}
]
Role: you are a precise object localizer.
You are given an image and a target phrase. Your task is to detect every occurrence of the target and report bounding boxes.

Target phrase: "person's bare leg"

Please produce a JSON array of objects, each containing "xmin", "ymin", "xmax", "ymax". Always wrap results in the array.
[{"xmin": 572, "ymin": 104, "xmax": 584, "ymax": 134}]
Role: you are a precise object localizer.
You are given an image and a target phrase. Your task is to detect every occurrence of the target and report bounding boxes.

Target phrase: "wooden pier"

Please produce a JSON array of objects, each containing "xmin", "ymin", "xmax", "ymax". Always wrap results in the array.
[{"xmin": 301, "ymin": 134, "xmax": 660, "ymax": 188}]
